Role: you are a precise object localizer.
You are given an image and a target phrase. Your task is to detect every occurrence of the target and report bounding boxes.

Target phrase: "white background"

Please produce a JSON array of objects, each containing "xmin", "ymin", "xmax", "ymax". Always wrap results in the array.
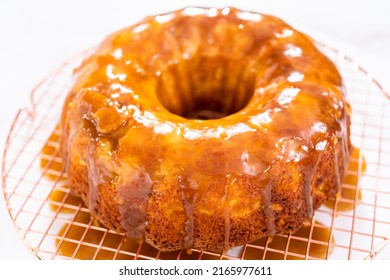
[{"xmin": 0, "ymin": 0, "xmax": 389, "ymax": 260}]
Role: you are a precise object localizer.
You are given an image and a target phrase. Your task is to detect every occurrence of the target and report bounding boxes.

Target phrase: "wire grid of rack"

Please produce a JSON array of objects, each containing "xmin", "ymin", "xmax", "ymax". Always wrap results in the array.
[{"xmin": 2, "ymin": 43, "xmax": 390, "ymax": 260}]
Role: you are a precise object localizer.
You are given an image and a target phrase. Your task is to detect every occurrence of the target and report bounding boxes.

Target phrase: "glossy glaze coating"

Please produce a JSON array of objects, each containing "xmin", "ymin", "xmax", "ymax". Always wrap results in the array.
[{"xmin": 60, "ymin": 7, "xmax": 351, "ymax": 251}]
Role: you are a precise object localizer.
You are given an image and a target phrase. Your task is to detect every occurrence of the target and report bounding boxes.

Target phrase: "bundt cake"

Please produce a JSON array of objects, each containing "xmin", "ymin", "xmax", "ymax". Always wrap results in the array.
[{"xmin": 59, "ymin": 7, "xmax": 352, "ymax": 252}]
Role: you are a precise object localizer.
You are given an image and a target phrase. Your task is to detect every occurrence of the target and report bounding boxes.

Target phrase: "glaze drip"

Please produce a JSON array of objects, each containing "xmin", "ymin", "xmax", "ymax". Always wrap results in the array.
[
  {"xmin": 223, "ymin": 174, "xmax": 237, "ymax": 250},
  {"xmin": 303, "ymin": 155, "xmax": 319, "ymax": 218},
  {"xmin": 333, "ymin": 140, "xmax": 343, "ymax": 200},
  {"xmin": 179, "ymin": 176, "xmax": 196, "ymax": 249},
  {"xmin": 116, "ymin": 166, "xmax": 152, "ymax": 240},
  {"xmin": 260, "ymin": 171, "xmax": 276, "ymax": 236}
]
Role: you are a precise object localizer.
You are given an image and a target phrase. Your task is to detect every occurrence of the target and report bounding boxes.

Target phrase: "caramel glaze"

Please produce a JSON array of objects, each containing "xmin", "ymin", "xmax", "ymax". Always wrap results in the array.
[
  {"xmin": 324, "ymin": 147, "xmax": 365, "ymax": 211},
  {"xmin": 59, "ymin": 7, "xmax": 352, "ymax": 252},
  {"xmin": 55, "ymin": 207, "xmax": 333, "ymax": 260},
  {"xmin": 245, "ymin": 221, "xmax": 334, "ymax": 260}
]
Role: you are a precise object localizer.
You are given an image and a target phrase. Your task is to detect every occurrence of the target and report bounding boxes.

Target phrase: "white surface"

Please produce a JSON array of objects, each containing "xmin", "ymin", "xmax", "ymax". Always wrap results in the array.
[{"xmin": 0, "ymin": 0, "xmax": 389, "ymax": 260}]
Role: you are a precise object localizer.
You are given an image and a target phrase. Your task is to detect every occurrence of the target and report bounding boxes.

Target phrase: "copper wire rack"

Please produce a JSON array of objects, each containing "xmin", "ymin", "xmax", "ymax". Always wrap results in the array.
[{"xmin": 2, "ymin": 43, "xmax": 390, "ymax": 260}]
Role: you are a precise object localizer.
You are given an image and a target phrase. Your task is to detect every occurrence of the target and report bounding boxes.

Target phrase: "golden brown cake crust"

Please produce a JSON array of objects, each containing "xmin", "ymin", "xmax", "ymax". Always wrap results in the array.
[{"xmin": 60, "ymin": 7, "xmax": 351, "ymax": 252}]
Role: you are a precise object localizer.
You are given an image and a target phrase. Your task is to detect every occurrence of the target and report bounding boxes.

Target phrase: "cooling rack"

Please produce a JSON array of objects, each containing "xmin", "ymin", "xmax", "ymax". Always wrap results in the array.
[{"xmin": 2, "ymin": 43, "xmax": 390, "ymax": 260}]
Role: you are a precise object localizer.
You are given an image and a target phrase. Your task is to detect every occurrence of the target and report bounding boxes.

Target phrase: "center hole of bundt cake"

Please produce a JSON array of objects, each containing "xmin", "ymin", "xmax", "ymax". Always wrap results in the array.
[{"xmin": 157, "ymin": 57, "xmax": 256, "ymax": 120}]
